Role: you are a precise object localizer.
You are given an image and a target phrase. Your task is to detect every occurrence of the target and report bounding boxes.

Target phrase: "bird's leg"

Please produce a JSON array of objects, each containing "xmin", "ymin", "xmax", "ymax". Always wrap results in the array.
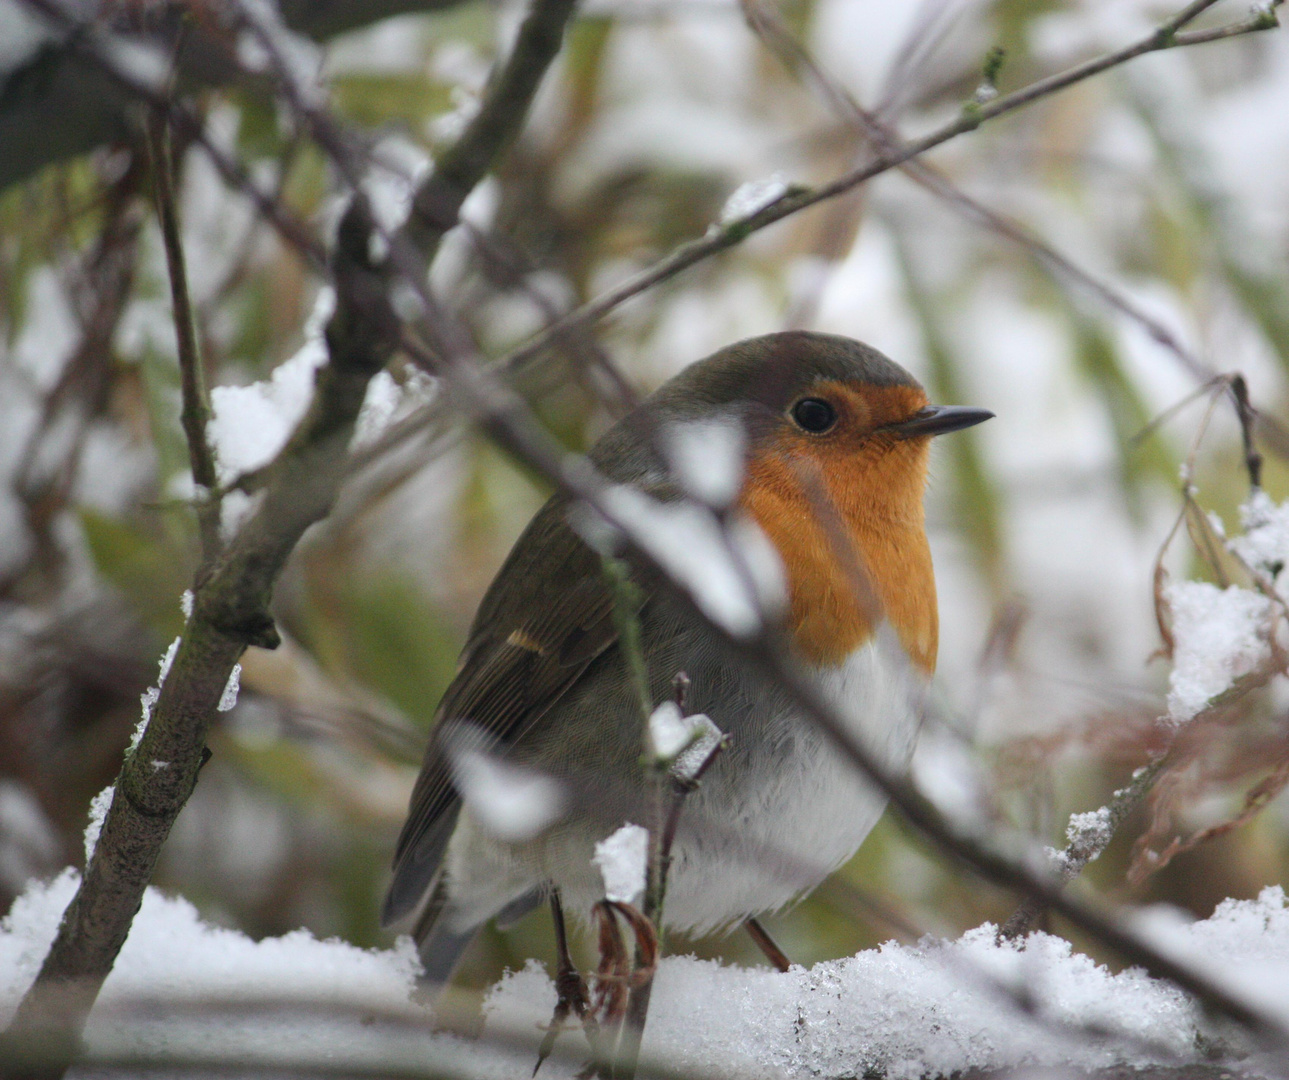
[
  {"xmin": 534, "ymin": 888, "xmax": 591, "ymax": 1076},
  {"xmin": 744, "ymin": 917, "xmax": 792, "ymax": 972}
]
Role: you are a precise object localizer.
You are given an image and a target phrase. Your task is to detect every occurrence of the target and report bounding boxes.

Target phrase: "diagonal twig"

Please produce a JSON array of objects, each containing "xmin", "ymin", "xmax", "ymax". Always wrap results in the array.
[{"xmin": 146, "ymin": 110, "xmax": 223, "ymax": 569}]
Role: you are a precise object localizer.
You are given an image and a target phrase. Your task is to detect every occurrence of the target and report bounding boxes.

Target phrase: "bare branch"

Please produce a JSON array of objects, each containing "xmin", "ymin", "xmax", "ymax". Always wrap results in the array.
[
  {"xmin": 739, "ymin": 0, "xmax": 1228, "ymax": 390},
  {"xmin": 499, "ymin": 0, "xmax": 1276, "ymax": 376},
  {"xmin": 0, "ymin": 196, "xmax": 398, "ymax": 1080},
  {"xmin": 0, "ymin": 0, "xmax": 471, "ymax": 192},
  {"xmin": 146, "ymin": 111, "xmax": 222, "ymax": 568},
  {"xmin": 406, "ymin": 0, "xmax": 579, "ymax": 265},
  {"xmin": 0, "ymin": 0, "xmax": 585, "ymax": 1070}
]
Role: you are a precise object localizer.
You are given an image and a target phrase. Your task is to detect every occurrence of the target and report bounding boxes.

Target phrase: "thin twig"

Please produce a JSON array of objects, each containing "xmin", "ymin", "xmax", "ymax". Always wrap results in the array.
[
  {"xmin": 740, "ymin": 0, "xmax": 1220, "ymax": 386},
  {"xmin": 16, "ymin": 0, "xmax": 327, "ymax": 270},
  {"xmin": 999, "ymin": 752, "xmax": 1171, "ymax": 939},
  {"xmin": 743, "ymin": 918, "xmax": 791, "ymax": 972},
  {"xmin": 1145, "ymin": 754, "xmax": 1289, "ymax": 875},
  {"xmin": 405, "ymin": 0, "xmax": 580, "ymax": 266},
  {"xmin": 1174, "ymin": 1, "xmax": 1283, "ymax": 44},
  {"xmin": 1229, "ymin": 374, "xmax": 1264, "ymax": 490},
  {"xmin": 498, "ymin": 0, "xmax": 1270, "ymax": 376},
  {"xmin": 27, "ymin": 0, "xmax": 1277, "ymax": 483},
  {"xmin": 146, "ymin": 110, "xmax": 222, "ymax": 568},
  {"xmin": 0, "ymin": 196, "xmax": 398, "ymax": 1080},
  {"xmin": 350, "ymin": 0, "xmax": 1281, "ymax": 474},
  {"xmin": 616, "ymin": 729, "xmax": 726, "ymax": 1080},
  {"xmin": 1004, "ymin": 373, "xmax": 1284, "ymax": 936}
]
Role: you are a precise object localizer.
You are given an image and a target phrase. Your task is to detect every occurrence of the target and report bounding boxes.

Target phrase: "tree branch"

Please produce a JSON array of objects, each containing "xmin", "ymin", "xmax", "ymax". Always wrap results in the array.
[
  {"xmin": 0, "ymin": 196, "xmax": 397, "ymax": 1080},
  {"xmin": 0, "ymin": 0, "xmax": 470, "ymax": 193},
  {"xmin": 344, "ymin": 0, "xmax": 1281, "ymax": 476},
  {"xmin": 1, "ymin": 0, "xmax": 583, "ymax": 1070},
  {"xmin": 497, "ymin": 0, "xmax": 1276, "ymax": 376},
  {"xmin": 999, "ymin": 752, "xmax": 1171, "ymax": 940},
  {"xmin": 405, "ymin": 0, "xmax": 579, "ymax": 264},
  {"xmin": 146, "ymin": 111, "xmax": 223, "ymax": 569}
]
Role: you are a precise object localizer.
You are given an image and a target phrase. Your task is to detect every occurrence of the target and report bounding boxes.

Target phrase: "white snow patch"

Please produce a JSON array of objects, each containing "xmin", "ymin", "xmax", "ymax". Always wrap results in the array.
[
  {"xmin": 593, "ymin": 824, "xmax": 648, "ymax": 905},
  {"xmin": 136, "ymin": 636, "xmax": 182, "ymax": 748},
  {"xmin": 83, "ymin": 786, "xmax": 115, "ymax": 863},
  {"xmin": 208, "ymin": 334, "xmax": 328, "ymax": 485},
  {"xmin": 663, "ymin": 415, "xmax": 746, "ymax": 508},
  {"xmin": 209, "ymin": 286, "xmax": 419, "ymax": 486},
  {"xmin": 718, "ymin": 172, "xmax": 791, "ymax": 224},
  {"xmin": 447, "ymin": 738, "xmax": 565, "ymax": 843},
  {"xmin": 670, "ymin": 714, "xmax": 723, "ymax": 782},
  {"xmin": 0, "ymin": 872, "xmax": 443, "ymax": 1074},
  {"xmin": 218, "ymin": 663, "xmax": 242, "ymax": 712},
  {"xmin": 1049, "ymin": 806, "xmax": 1115, "ymax": 872},
  {"xmin": 1164, "ymin": 581, "xmax": 1273, "ymax": 722},
  {"xmin": 1231, "ymin": 490, "xmax": 1289, "ymax": 582},
  {"xmin": 1066, "ymin": 806, "xmax": 1114, "ymax": 852},
  {"xmin": 430, "ymin": 85, "xmax": 482, "ymax": 144},
  {"xmin": 353, "ymin": 370, "xmax": 437, "ymax": 448},
  {"xmin": 645, "ymin": 702, "xmax": 723, "ymax": 780}
]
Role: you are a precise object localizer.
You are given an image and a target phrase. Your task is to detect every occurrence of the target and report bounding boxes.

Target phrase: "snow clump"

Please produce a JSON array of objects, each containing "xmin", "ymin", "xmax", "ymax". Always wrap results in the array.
[
  {"xmin": 82, "ymin": 786, "xmax": 115, "ymax": 863},
  {"xmin": 593, "ymin": 824, "xmax": 649, "ymax": 905},
  {"xmin": 1164, "ymin": 580, "xmax": 1272, "ymax": 722},
  {"xmin": 1230, "ymin": 489, "xmax": 1289, "ymax": 581},
  {"xmin": 718, "ymin": 172, "xmax": 791, "ymax": 224}
]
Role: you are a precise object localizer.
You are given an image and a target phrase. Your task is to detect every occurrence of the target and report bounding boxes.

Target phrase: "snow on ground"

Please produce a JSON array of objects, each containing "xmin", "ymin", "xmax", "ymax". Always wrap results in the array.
[{"xmin": 5, "ymin": 872, "xmax": 1289, "ymax": 1078}]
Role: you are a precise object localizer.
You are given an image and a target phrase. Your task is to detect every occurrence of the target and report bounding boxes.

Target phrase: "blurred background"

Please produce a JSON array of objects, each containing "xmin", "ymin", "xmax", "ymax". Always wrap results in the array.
[{"xmin": 1, "ymin": 0, "xmax": 1288, "ymax": 995}]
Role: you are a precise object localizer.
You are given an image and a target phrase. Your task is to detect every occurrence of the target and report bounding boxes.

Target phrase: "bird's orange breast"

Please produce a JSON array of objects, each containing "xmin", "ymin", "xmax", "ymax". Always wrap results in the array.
[{"xmin": 738, "ymin": 383, "xmax": 939, "ymax": 673}]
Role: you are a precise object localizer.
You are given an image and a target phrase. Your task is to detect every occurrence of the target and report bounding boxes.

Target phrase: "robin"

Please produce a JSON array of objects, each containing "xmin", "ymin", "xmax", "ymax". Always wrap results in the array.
[{"xmin": 382, "ymin": 330, "xmax": 992, "ymax": 983}]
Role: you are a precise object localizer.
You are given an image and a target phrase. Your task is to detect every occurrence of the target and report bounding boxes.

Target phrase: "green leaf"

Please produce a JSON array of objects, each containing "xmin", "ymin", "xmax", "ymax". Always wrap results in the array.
[
  {"xmin": 79, "ymin": 508, "xmax": 192, "ymax": 637},
  {"xmin": 304, "ymin": 569, "xmax": 462, "ymax": 729}
]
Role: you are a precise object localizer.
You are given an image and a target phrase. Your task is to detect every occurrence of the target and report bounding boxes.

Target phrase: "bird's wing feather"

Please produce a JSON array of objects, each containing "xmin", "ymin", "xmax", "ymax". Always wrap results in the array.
[{"xmin": 382, "ymin": 492, "xmax": 652, "ymax": 927}]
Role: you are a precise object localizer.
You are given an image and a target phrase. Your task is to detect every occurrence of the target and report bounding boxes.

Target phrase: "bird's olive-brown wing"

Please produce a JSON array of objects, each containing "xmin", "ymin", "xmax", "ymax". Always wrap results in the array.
[{"xmin": 382, "ymin": 492, "xmax": 649, "ymax": 926}]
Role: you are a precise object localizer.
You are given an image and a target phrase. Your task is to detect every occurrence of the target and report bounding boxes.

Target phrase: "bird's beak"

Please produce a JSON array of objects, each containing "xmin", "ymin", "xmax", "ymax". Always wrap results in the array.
[{"xmin": 888, "ymin": 405, "xmax": 994, "ymax": 439}]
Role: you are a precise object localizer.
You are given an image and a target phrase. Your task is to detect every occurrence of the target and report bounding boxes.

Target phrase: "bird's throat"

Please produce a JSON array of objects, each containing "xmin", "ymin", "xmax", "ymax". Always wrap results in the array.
[{"xmin": 740, "ymin": 443, "xmax": 939, "ymax": 673}]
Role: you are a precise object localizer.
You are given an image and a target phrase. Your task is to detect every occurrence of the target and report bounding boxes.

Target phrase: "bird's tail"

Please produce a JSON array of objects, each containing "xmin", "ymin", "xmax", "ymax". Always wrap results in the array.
[
  {"xmin": 412, "ymin": 877, "xmax": 478, "ymax": 989},
  {"xmin": 411, "ymin": 880, "xmax": 546, "ymax": 991}
]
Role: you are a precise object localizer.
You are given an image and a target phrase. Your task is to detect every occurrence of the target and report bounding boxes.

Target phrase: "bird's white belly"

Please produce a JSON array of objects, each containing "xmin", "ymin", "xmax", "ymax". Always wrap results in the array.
[
  {"xmin": 660, "ymin": 637, "xmax": 924, "ymax": 935},
  {"xmin": 442, "ymin": 638, "xmax": 924, "ymax": 936}
]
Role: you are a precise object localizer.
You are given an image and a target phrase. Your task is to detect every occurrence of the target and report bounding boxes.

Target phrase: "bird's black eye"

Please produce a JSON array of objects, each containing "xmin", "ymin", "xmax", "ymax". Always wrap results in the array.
[{"xmin": 791, "ymin": 397, "xmax": 837, "ymax": 434}]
